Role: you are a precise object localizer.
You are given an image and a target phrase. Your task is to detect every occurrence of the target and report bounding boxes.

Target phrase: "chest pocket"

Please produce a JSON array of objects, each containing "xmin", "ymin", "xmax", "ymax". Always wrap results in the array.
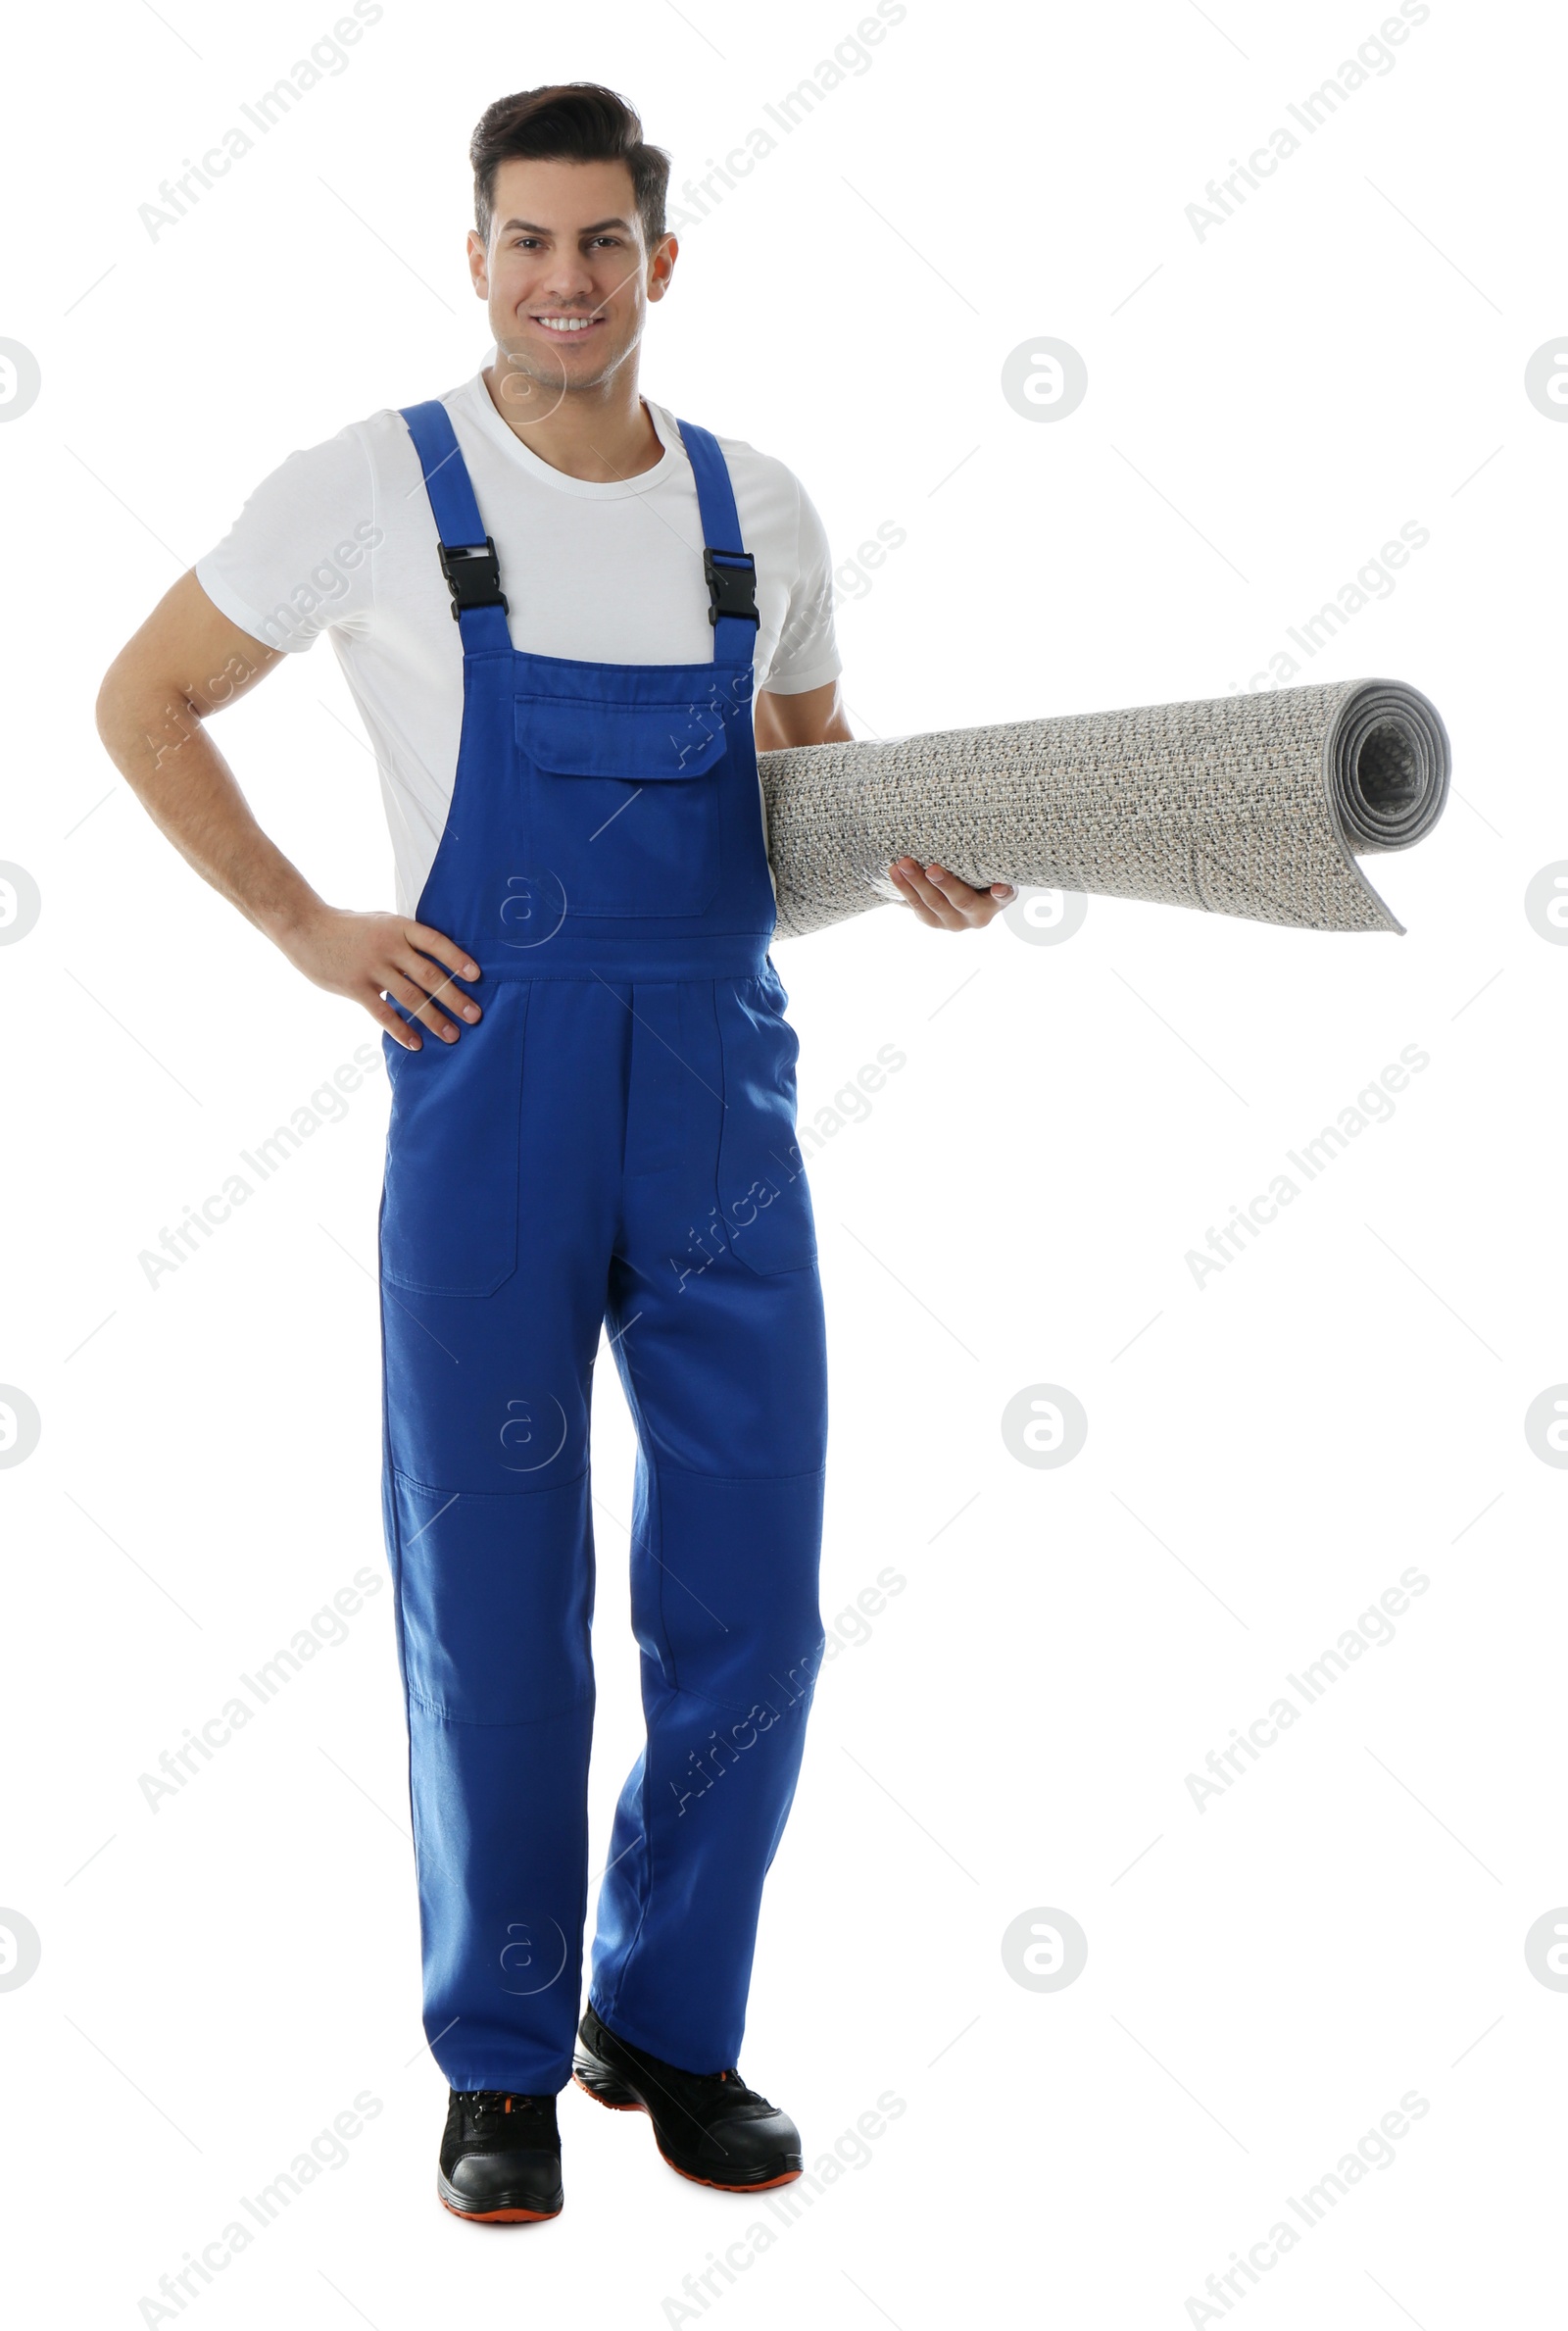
[{"xmin": 516, "ymin": 697, "xmax": 727, "ymax": 918}]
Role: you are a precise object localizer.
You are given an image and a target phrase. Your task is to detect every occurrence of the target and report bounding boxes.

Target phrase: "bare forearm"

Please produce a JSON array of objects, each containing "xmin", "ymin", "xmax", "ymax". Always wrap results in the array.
[
  {"xmin": 94, "ymin": 573, "xmax": 483, "ymax": 1049},
  {"xmin": 96, "ymin": 679, "xmax": 322, "ymax": 946}
]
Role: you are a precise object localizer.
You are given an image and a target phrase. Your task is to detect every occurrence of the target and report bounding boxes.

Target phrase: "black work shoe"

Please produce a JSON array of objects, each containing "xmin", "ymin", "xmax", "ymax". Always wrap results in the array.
[
  {"xmin": 437, "ymin": 2089, "xmax": 564, "ymax": 2222},
  {"xmin": 572, "ymin": 2002, "xmax": 803, "ymax": 2190}
]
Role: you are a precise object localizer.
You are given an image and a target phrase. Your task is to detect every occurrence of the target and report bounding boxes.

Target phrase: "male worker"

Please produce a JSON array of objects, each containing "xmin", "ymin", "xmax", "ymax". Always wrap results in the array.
[{"xmin": 97, "ymin": 83, "xmax": 1012, "ymax": 2221}]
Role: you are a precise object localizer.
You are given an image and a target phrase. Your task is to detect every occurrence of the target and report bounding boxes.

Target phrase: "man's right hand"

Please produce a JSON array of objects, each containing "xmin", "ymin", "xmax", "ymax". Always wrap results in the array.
[{"xmin": 281, "ymin": 906, "xmax": 482, "ymax": 1050}]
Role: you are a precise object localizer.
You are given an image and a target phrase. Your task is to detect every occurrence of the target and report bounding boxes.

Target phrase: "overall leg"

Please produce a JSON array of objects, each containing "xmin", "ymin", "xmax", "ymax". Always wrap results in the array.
[
  {"xmin": 587, "ymin": 976, "xmax": 829, "ymax": 2072},
  {"xmin": 379, "ymin": 978, "xmax": 629, "ymax": 2094}
]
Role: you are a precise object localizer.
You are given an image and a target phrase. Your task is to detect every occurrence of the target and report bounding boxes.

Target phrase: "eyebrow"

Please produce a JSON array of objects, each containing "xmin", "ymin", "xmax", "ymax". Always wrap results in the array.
[{"xmin": 497, "ymin": 217, "xmax": 634, "ymax": 235}]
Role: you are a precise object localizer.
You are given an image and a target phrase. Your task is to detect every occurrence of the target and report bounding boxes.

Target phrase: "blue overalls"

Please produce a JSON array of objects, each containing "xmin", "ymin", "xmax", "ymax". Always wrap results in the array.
[{"xmin": 378, "ymin": 400, "xmax": 829, "ymax": 2095}]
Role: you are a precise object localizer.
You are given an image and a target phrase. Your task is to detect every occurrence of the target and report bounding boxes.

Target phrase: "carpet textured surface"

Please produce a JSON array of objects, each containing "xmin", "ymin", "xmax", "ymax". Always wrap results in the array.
[{"xmin": 760, "ymin": 677, "xmax": 1449, "ymax": 938}]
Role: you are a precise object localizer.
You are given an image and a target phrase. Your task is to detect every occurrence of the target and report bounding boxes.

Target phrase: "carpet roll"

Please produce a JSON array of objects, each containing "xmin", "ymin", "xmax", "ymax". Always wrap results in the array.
[{"xmin": 760, "ymin": 676, "xmax": 1449, "ymax": 938}]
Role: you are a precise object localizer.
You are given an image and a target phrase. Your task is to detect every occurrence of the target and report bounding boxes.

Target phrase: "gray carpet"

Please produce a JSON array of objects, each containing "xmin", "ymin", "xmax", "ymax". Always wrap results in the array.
[{"xmin": 760, "ymin": 676, "xmax": 1449, "ymax": 938}]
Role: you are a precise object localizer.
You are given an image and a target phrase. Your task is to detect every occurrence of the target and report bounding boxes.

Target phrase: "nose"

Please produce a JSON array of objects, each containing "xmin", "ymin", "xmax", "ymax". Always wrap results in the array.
[{"xmin": 529, "ymin": 250, "xmax": 599, "ymax": 308}]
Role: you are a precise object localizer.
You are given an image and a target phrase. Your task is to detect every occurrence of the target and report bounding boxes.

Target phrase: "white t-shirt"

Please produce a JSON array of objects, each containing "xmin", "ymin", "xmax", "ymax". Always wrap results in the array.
[{"xmin": 195, "ymin": 367, "xmax": 843, "ymax": 916}]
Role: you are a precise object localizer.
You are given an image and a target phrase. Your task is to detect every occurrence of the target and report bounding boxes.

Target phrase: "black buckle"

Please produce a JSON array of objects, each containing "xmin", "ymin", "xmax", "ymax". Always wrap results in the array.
[
  {"xmin": 438, "ymin": 537, "xmax": 509, "ymax": 620},
  {"xmin": 704, "ymin": 546, "xmax": 760, "ymax": 627}
]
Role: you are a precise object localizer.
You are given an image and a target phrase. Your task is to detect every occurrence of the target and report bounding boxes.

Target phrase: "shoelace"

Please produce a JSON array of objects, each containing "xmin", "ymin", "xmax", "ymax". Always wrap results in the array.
[
  {"xmin": 459, "ymin": 2090, "xmax": 551, "ymax": 2129},
  {"xmin": 675, "ymin": 2064, "xmax": 772, "ymax": 2112}
]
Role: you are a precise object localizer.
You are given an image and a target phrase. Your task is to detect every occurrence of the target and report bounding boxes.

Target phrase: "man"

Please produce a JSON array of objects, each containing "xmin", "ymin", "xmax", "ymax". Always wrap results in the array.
[{"xmin": 96, "ymin": 82, "xmax": 1012, "ymax": 2223}]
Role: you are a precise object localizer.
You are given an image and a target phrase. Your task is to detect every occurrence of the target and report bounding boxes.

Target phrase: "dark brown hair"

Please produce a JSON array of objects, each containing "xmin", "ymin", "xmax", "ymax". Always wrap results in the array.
[{"xmin": 469, "ymin": 84, "xmax": 670, "ymax": 250}]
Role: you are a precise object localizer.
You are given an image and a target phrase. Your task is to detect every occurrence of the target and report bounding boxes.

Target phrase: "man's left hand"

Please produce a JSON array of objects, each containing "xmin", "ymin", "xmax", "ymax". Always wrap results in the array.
[{"xmin": 888, "ymin": 858, "xmax": 1015, "ymax": 931}]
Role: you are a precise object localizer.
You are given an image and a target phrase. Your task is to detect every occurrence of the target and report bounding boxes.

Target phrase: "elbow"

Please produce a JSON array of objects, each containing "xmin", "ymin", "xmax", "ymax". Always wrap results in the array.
[
  {"xmin": 95, "ymin": 655, "xmax": 189, "ymax": 782},
  {"xmin": 93, "ymin": 665, "xmax": 122, "ymax": 754},
  {"xmin": 94, "ymin": 648, "xmax": 144, "ymax": 760}
]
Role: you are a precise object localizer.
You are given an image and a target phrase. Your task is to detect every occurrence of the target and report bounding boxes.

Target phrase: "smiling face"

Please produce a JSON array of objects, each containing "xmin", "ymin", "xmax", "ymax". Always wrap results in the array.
[{"xmin": 468, "ymin": 156, "xmax": 676, "ymax": 410}]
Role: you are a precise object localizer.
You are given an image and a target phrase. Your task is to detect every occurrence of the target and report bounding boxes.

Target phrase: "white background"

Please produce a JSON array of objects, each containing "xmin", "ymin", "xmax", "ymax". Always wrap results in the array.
[{"xmin": 1, "ymin": 2, "xmax": 1563, "ymax": 2324}]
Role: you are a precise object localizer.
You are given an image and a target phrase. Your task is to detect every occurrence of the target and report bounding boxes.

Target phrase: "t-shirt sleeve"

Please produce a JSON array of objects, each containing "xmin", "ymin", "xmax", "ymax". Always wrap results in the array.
[
  {"xmin": 759, "ymin": 471, "xmax": 842, "ymax": 697},
  {"xmin": 193, "ymin": 427, "xmax": 380, "ymax": 653}
]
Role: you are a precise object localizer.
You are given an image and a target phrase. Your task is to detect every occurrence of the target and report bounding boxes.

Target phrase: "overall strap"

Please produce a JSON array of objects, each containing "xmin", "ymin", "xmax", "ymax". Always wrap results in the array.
[
  {"xmin": 676, "ymin": 419, "xmax": 760, "ymax": 674},
  {"xmin": 400, "ymin": 400, "xmax": 512, "ymax": 653}
]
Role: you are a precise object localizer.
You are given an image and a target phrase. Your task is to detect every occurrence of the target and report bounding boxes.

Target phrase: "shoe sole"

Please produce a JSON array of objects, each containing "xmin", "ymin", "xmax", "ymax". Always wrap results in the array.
[
  {"xmin": 436, "ymin": 2171, "xmax": 563, "ymax": 2223},
  {"xmin": 571, "ymin": 2064, "xmax": 803, "ymax": 2192}
]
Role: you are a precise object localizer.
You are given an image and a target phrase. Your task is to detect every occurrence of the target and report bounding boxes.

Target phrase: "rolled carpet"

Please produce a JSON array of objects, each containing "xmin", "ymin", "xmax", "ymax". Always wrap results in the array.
[{"xmin": 759, "ymin": 676, "xmax": 1449, "ymax": 938}]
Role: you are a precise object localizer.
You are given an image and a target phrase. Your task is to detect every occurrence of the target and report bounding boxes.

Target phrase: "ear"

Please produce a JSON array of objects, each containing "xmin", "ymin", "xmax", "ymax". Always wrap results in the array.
[
  {"xmin": 466, "ymin": 228, "xmax": 490, "ymax": 301},
  {"xmin": 646, "ymin": 232, "xmax": 679, "ymax": 305}
]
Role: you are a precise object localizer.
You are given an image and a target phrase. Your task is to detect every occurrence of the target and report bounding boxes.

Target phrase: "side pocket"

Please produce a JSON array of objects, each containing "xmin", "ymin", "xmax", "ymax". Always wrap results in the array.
[
  {"xmin": 713, "ymin": 976, "xmax": 818, "ymax": 1275},
  {"xmin": 380, "ymin": 983, "xmax": 530, "ymax": 1297}
]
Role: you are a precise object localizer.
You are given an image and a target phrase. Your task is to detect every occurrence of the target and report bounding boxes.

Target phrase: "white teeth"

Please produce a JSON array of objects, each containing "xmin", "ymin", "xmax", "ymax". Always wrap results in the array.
[{"xmin": 536, "ymin": 316, "xmax": 594, "ymax": 331}]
